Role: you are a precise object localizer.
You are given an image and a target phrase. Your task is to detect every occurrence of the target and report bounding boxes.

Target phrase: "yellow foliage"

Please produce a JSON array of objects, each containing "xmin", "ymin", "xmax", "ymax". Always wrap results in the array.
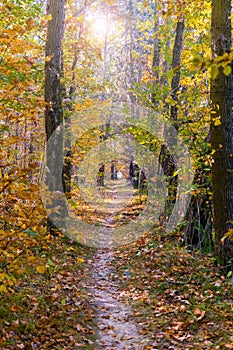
[
  {"xmin": 36, "ymin": 265, "xmax": 46, "ymax": 274},
  {"xmin": 223, "ymin": 65, "xmax": 231, "ymax": 76},
  {"xmin": 45, "ymin": 14, "xmax": 52, "ymax": 21},
  {"xmin": 0, "ymin": 1, "xmax": 47, "ymax": 289},
  {"xmin": 221, "ymin": 229, "xmax": 233, "ymax": 244},
  {"xmin": 212, "ymin": 117, "xmax": 221, "ymax": 127},
  {"xmin": 0, "ymin": 285, "xmax": 7, "ymax": 293},
  {"xmin": 45, "ymin": 54, "xmax": 54, "ymax": 62}
]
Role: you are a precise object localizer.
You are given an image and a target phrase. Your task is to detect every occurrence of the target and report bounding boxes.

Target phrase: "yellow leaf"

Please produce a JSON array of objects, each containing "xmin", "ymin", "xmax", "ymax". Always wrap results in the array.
[
  {"xmin": 223, "ymin": 65, "xmax": 231, "ymax": 76},
  {"xmin": 211, "ymin": 65, "xmax": 219, "ymax": 80},
  {"xmin": 67, "ymin": 247, "xmax": 75, "ymax": 251},
  {"xmin": 45, "ymin": 54, "xmax": 54, "ymax": 62},
  {"xmin": 212, "ymin": 117, "xmax": 221, "ymax": 127},
  {"xmin": 36, "ymin": 265, "xmax": 46, "ymax": 274},
  {"xmin": 189, "ymin": 54, "xmax": 202, "ymax": 71},
  {"xmin": 45, "ymin": 14, "xmax": 52, "ymax": 21},
  {"xmin": 0, "ymin": 285, "xmax": 7, "ymax": 293},
  {"xmin": 77, "ymin": 257, "xmax": 85, "ymax": 263},
  {"xmin": 17, "ymin": 268, "xmax": 25, "ymax": 275},
  {"xmin": 221, "ymin": 229, "xmax": 233, "ymax": 244},
  {"xmin": 77, "ymin": 14, "xmax": 85, "ymax": 23},
  {"xmin": 165, "ymin": 96, "xmax": 176, "ymax": 106}
]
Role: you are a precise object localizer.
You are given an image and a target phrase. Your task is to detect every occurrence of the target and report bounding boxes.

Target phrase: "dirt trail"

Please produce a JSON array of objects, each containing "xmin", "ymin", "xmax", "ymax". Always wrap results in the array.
[
  {"xmin": 91, "ymin": 249, "xmax": 146, "ymax": 349},
  {"xmin": 86, "ymin": 179, "xmax": 151, "ymax": 349}
]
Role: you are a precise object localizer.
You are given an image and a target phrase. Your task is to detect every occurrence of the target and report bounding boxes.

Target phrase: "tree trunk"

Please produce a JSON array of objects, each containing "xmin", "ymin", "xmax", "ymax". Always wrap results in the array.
[
  {"xmin": 184, "ymin": 158, "xmax": 213, "ymax": 251},
  {"xmin": 45, "ymin": 0, "xmax": 66, "ymax": 235},
  {"xmin": 157, "ymin": 19, "xmax": 184, "ymax": 225},
  {"xmin": 63, "ymin": 2, "xmax": 87, "ymax": 197},
  {"xmin": 151, "ymin": 3, "xmax": 160, "ymax": 105},
  {"xmin": 210, "ymin": 0, "xmax": 233, "ymax": 267},
  {"xmin": 170, "ymin": 18, "xmax": 184, "ymax": 127}
]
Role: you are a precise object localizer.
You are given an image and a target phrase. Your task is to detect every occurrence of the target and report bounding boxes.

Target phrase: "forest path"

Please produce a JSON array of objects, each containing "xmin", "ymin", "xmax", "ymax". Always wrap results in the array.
[
  {"xmin": 89, "ymin": 249, "xmax": 147, "ymax": 349},
  {"xmin": 86, "ymin": 180, "xmax": 150, "ymax": 349}
]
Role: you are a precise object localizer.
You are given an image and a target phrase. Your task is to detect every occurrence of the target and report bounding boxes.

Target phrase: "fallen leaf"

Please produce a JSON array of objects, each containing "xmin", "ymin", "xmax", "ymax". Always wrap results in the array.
[
  {"xmin": 36, "ymin": 265, "xmax": 46, "ymax": 274},
  {"xmin": 11, "ymin": 305, "xmax": 21, "ymax": 312}
]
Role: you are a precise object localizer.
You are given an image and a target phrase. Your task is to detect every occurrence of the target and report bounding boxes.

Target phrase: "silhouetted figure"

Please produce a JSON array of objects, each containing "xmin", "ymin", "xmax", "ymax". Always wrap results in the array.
[
  {"xmin": 97, "ymin": 164, "xmax": 105, "ymax": 186},
  {"xmin": 133, "ymin": 163, "xmax": 140, "ymax": 189},
  {"xmin": 129, "ymin": 160, "xmax": 134, "ymax": 179},
  {"xmin": 139, "ymin": 169, "xmax": 147, "ymax": 190},
  {"xmin": 111, "ymin": 162, "xmax": 115, "ymax": 180}
]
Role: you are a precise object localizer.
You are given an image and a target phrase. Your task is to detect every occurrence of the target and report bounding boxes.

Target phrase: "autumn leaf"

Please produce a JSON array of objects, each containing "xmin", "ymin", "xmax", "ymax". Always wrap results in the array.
[
  {"xmin": 223, "ymin": 65, "xmax": 231, "ymax": 76},
  {"xmin": 211, "ymin": 65, "xmax": 219, "ymax": 80},
  {"xmin": 194, "ymin": 308, "xmax": 206, "ymax": 321},
  {"xmin": 0, "ymin": 285, "xmax": 7, "ymax": 293},
  {"xmin": 36, "ymin": 265, "xmax": 46, "ymax": 274},
  {"xmin": 221, "ymin": 228, "xmax": 233, "ymax": 243},
  {"xmin": 45, "ymin": 14, "xmax": 52, "ymax": 21},
  {"xmin": 225, "ymin": 341, "xmax": 233, "ymax": 349},
  {"xmin": 11, "ymin": 305, "xmax": 21, "ymax": 312},
  {"xmin": 45, "ymin": 54, "xmax": 54, "ymax": 62},
  {"xmin": 25, "ymin": 18, "xmax": 34, "ymax": 30}
]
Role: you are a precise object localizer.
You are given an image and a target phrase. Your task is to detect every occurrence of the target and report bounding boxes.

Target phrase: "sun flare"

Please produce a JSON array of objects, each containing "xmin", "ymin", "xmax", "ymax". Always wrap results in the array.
[
  {"xmin": 92, "ymin": 15, "xmax": 109, "ymax": 38},
  {"xmin": 87, "ymin": 9, "xmax": 121, "ymax": 41}
]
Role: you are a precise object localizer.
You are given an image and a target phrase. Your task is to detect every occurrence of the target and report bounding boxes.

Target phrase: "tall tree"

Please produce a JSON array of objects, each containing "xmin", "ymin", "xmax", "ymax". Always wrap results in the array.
[
  {"xmin": 45, "ymin": 0, "xmax": 66, "ymax": 235},
  {"xmin": 170, "ymin": 18, "xmax": 184, "ymax": 127},
  {"xmin": 158, "ymin": 17, "xmax": 184, "ymax": 225},
  {"xmin": 210, "ymin": 0, "xmax": 233, "ymax": 266}
]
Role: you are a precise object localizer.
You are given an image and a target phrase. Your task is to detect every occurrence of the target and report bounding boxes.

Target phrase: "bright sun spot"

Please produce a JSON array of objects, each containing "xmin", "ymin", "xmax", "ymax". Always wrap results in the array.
[
  {"xmin": 87, "ymin": 10, "xmax": 120, "ymax": 40},
  {"xmin": 92, "ymin": 15, "xmax": 109, "ymax": 38}
]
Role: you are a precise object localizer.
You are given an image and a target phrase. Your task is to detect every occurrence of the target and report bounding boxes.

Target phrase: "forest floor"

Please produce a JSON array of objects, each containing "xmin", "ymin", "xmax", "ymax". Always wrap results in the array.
[
  {"xmin": 1, "ymin": 181, "xmax": 233, "ymax": 349},
  {"xmin": 0, "ymin": 231, "xmax": 233, "ymax": 350}
]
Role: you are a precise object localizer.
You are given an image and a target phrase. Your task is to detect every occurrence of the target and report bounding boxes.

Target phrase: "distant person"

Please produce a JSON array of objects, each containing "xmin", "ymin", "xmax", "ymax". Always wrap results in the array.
[
  {"xmin": 97, "ymin": 164, "xmax": 105, "ymax": 186},
  {"xmin": 129, "ymin": 160, "xmax": 134, "ymax": 179},
  {"xmin": 111, "ymin": 162, "xmax": 115, "ymax": 180},
  {"xmin": 116, "ymin": 170, "xmax": 123, "ymax": 180}
]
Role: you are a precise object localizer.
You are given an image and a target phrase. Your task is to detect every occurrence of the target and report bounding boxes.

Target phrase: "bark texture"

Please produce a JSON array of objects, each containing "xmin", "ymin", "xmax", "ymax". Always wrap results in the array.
[
  {"xmin": 157, "ymin": 19, "xmax": 184, "ymax": 225},
  {"xmin": 45, "ymin": 0, "xmax": 65, "ymax": 140},
  {"xmin": 45, "ymin": 0, "xmax": 66, "ymax": 234},
  {"xmin": 170, "ymin": 19, "xmax": 184, "ymax": 126},
  {"xmin": 210, "ymin": 0, "xmax": 233, "ymax": 265}
]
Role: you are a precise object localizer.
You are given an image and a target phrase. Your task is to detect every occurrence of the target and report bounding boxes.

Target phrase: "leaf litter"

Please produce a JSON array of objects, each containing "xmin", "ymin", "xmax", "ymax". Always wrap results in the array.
[{"xmin": 1, "ymin": 180, "xmax": 233, "ymax": 349}]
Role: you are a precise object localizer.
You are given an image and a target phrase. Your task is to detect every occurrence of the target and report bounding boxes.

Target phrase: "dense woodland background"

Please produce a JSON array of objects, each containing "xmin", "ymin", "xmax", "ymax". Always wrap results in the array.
[{"xmin": 0, "ymin": 0, "xmax": 233, "ymax": 348}]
